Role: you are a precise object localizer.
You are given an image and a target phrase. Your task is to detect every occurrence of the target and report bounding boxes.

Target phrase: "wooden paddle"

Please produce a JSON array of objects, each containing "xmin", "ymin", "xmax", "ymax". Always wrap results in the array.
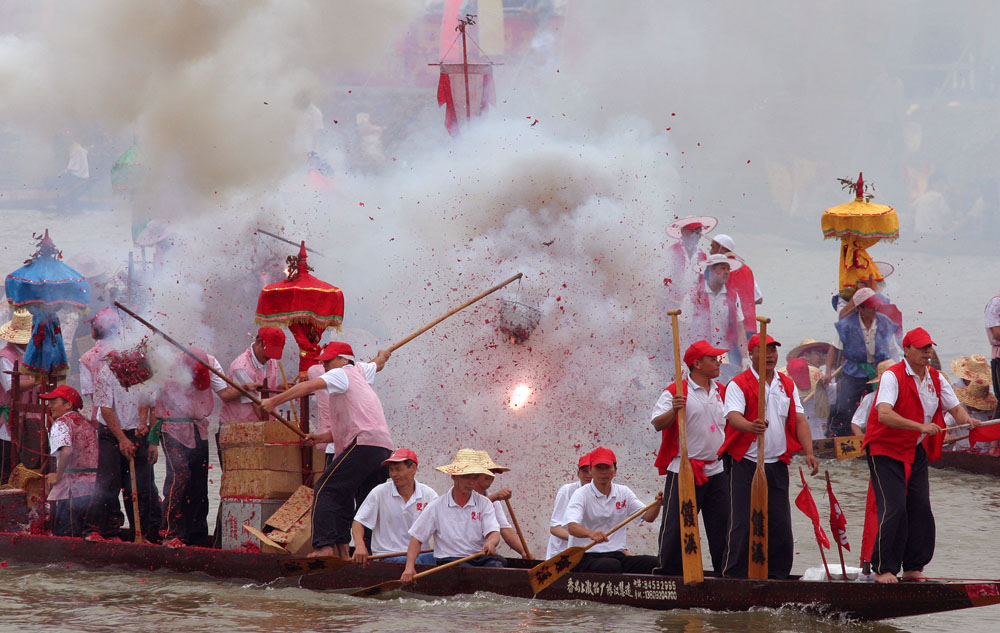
[
  {"xmin": 277, "ymin": 363, "xmax": 301, "ymax": 428},
  {"xmin": 667, "ymin": 308, "xmax": 704, "ymax": 585},
  {"xmin": 350, "ymin": 551, "xmax": 482, "ymax": 597},
  {"xmin": 279, "ymin": 547, "xmax": 434, "ymax": 577},
  {"xmin": 748, "ymin": 316, "xmax": 770, "ymax": 580},
  {"xmin": 243, "ymin": 524, "xmax": 289, "ymax": 554},
  {"xmin": 504, "ymin": 498, "xmax": 534, "ymax": 560},
  {"xmin": 833, "ymin": 435, "xmax": 865, "ymax": 461},
  {"xmin": 128, "ymin": 455, "xmax": 144, "ymax": 544},
  {"xmin": 387, "ymin": 273, "xmax": 524, "ymax": 353},
  {"xmin": 528, "ymin": 500, "xmax": 659, "ymax": 595}
]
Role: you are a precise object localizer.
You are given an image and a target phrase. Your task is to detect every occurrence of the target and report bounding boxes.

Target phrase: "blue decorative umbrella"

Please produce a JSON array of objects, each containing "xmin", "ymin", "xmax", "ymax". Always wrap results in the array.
[{"xmin": 4, "ymin": 230, "xmax": 89, "ymax": 379}]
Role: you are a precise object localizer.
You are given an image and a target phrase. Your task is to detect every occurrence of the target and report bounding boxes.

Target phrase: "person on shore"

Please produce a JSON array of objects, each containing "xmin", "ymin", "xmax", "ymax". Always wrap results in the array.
[
  {"xmin": 400, "ymin": 451, "xmax": 503, "ymax": 583},
  {"xmin": 563, "ymin": 446, "xmax": 662, "ymax": 574},
  {"xmin": 351, "ymin": 448, "xmax": 438, "ymax": 565},
  {"xmin": 709, "ymin": 234, "xmax": 763, "ymax": 340},
  {"xmin": 546, "ymin": 452, "xmax": 593, "ymax": 559},
  {"xmin": 41, "ymin": 385, "xmax": 97, "ymax": 537},
  {"xmin": 0, "ymin": 308, "xmax": 42, "ymax": 476},
  {"xmin": 261, "ymin": 341, "xmax": 394, "ymax": 559},
  {"xmin": 651, "ymin": 340, "xmax": 730, "ymax": 577},
  {"xmin": 827, "ymin": 288, "xmax": 900, "ymax": 437},
  {"xmin": 863, "ymin": 327, "xmax": 977, "ymax": 584},
  {"xmin": 469, "ymin": 450, "xmax": 528, "ymax": 559},
  {"xmin": 683, "ymin": 253, "xmax": 748, "ymax": 375},
  {"xmin": 719, "ymin": 333, "xmax": 819, "ymax": 579}
]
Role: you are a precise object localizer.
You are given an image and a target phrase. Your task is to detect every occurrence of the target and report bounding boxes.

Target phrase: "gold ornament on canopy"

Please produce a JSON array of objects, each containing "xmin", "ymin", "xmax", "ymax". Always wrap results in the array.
[{"xmin": 821, "ymin": 173, "xmax": 898, "ymax": 298}]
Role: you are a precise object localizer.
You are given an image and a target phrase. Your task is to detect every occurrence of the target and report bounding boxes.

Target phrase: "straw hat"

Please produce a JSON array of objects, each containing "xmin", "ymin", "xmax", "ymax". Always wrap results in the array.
[
  {"xmin": 785, "ymin": 338, "xmax": 830, "ymax": 362},
  {"xmin": 470, "ymin": 450, "xmax": 510, "ymax": 474},
  {"xmin": 954, "ymin": 381, "xmax": 997, "ymax": 412},
  {"xmin": 435, "ymin": 449, "xmax": 496, "ymax": 477},
  {"xmin": 950, "ymin": 354, "xmax": 992, "ymax": 386},
  {"xmin": 0, "ymin": 308, "xmax": 33, "ymax": 345}
]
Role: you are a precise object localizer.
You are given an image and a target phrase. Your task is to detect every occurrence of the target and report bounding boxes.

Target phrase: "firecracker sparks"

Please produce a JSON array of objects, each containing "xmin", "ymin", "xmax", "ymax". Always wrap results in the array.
[{"xmin": 509, "ymin": 383, "xmax": 533, "ymax": 410}]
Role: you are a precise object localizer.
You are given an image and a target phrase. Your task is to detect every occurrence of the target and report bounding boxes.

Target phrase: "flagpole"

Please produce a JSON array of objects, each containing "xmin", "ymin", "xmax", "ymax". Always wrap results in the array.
[
  {"xmin": 826, "ymin": 470, "xmax": 848, "ymax": 580},
  {"xmin": 800, "ymin": 467, "xmax": 831, "ymax": 580}
]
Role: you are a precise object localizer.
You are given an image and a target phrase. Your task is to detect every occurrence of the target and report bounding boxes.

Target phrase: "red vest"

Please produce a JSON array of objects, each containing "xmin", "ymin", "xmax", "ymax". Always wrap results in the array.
[
  {"xmin": 726, "ymin": 265, "xmax": 756, "ymax": 330},
  {"xmin": 718, "ymin": 369, "xmax": 803, "ymax": 463},
  {"xmin": 863, "ymin": 362, "xmax": 947, "ymax": 464},
  {"xmin": 654, "ymin": 379, "xmax": 727, "ymax": 475}
]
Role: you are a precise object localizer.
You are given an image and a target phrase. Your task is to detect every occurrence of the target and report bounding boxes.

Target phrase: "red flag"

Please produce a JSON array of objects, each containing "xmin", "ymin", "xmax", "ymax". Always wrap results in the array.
[
  {"xmin": 795, "ymin": 469, "xmax": 830, "ymax": 549},
  {"xmin": 969, "ymin": 420, "xmax": 1000, "ymax": 449},
  {"xmin": 826, "ymin": 477, "xmax": 851, "ymax": 552}
]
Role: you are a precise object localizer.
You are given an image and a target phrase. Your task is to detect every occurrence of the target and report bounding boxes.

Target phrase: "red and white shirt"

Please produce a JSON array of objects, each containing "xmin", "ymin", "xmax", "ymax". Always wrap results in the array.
[
  {"xmin": 408, "ymin": 488, "xmax": 500, "ymax": 559},
  {"xmin": 354, "ymin": 479, "xmax": 439, "ymax": 555},
  {"xmin": 563, "ymin": 482, "xmax": 648, "ymax": 553}
]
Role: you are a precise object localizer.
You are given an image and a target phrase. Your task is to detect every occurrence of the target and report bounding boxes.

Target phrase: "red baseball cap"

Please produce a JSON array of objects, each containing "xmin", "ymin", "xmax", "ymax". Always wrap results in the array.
[
  {"xmin": 317, "ymin": 341, "xmax": 354, "ymax": 362},
  {"xmin": 786, "ymin": 358, "xmax": 812, "ymax": 391},
  {"xmin": 902, "ymin": 327, "xmax": 936, "ymax": 348},
  {"xmin": 257, "ymin": 327, "xmax": 286, "ymax": 360},
  {"xmin": 589, "ymin": 446, "xmax": 617, "ymax": 467},
  {"xmin": 577, "ymin": 452, "xmax": 592, "ymax": 468},
  {"xmin": 747, "ymin": 333, "xmax": 781, "ymax": 351},
  {"xmin": 39, "ymin": 385, "xmax": 83, "ymax": 410},
  {"xmin": 382, "ymin": 448, "xmax": 418, "ymax": 466},
  {"xmin": 683, "ymin": 340, "xmax": 729, "ymax": 365}
]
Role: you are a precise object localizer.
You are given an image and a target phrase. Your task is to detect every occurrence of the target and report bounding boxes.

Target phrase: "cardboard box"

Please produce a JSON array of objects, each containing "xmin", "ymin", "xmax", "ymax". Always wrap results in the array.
[
  {"xmin": 219, "ymin": 419, "xmax": 304, "ymax": 498},
  {"xmin": 218, "ymin": 497, "xmax": 285, "ymax": 550},
  {"xmin": 262, "ymin": 485, "xmax": 314, "ymax": 555}
]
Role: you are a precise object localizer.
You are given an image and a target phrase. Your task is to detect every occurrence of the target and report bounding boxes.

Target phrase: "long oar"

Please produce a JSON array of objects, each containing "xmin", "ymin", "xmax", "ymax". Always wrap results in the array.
[
  {"xmin": 350, "ymin": 551, "xmax": 482, "ymax": 597},
  {"xmin": 504, "ymin": 498, "xmax": 534, "ymax": 560},
  {"xmin": 667, "ymin": 308, "xmax": 704, "ymax": 584},
  {"xmin": 529, "ymin": 500, "xmax": 659, "ymax": 594},
  {"xmin": 128, "ymin": 455, "xmax": 144, "ymax": 544},
  {"xmin": 279, "ymin": 548, "xmax": 434, "ymax": 577},
  {"xmin": 802, "ymin": 366, "xmax": 842, "ymax": 403},
  {"xmin": 113, "ymin": 302, "xmax": 307, "ymax": 440},
  {"xmin": 277, "ymin": 363, "xmax": 301, "ymax": 428},
  {"xmin": 387, "ymin": 273, "xmax": 523, "ymax": 353},
  {"xmin": 748, "ymin": 316, "xmax": 770, "ymax": 580}
]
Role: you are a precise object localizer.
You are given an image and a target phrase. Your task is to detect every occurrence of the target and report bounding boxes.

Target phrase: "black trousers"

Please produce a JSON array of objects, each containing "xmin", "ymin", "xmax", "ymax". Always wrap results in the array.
[
  {"xmin": 720, "ymin": 457, "xmax": 794, "ymax": 579},
  {"xmin": 435, "ymin": 554, "xmax": 505, "ymax": 567},
  {"xmin": 830, "ymin": 373, "xmax": 870, "ymax": 437},
  {"xmin": 867, "ymin": 445, "xmax": 934, "ymax": 575},
  {"xmin": 576, "ymin": 550, "xmax": 657, "ymax": 574},
  {"xmin": 161, "ymin": 432, "xmax": 209, "ymax": 545},
  {"xmin": 311, "ymin": 440, "xmax": 391, "ymax": 549},
  {"xmin": 85, "ymin": 427, "xmax": 159, "ymax": 540},
  {"xmin": 655, "ymin": 469, "xmax": 730, "ymax": 576},
  {"xmin": 0, "ymin": 439, "xmax": 11, "ymax": 484},
  {"xmin": 992, "ymin": 358, "xmax": 1000, "ymax": 418},
  {"xmin": 53, "ymin": 495, "xmax": 91, "ymax": 537}
]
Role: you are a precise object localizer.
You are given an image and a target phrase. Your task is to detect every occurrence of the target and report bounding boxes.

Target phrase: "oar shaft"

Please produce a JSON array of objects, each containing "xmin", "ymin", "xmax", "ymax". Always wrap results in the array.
[
  {"xmin": 128, "ymin": 455, "xmax": 143, "ymax": 543},
  {"xmin": 504, "ymin": 499, "xmax": 534, "ymax": 559},
  {"xmin": 412, "ymin": 551, "xmax": 481, "ymax": 580},
  {"xmin": 582, "ymin": 500, "xmax": 659, "ymax": 553},
  {"xmin": 388, "ymin": 273, "xmax": 523, "ymax": 353},
  {"xmin": 948, "ymin": 418, "xmax": 1000, "ymax": 433},
  {"xmin": 113, "ymin": 302, "xmax": 306, "ymax": 439}
]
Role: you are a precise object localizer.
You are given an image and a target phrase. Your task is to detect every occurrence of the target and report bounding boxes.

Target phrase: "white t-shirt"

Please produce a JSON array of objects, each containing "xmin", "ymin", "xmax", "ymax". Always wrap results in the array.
[
  {"xmin": 546, "ymin": 480, "xmax": 582, "ymax": 559},
  {"xmin": 49, "ymin": 419, "xmax": 73, "ymax": 454},
  {"xmin": 492, "ymin": 500, "xmax": 513, "ymax": 530},
  {"xmin": 986, "ymin": 295, "xmax": 1000, "ymax": 360},
  {"xmin": 852, "ymin": 392, "xmax": 876, "ymax": 430},
  {"xmin": 307, "ymin": 363, "xmax": 335, "ymax": 454},
  {"xmin": 408, "ymin": 488, "xmax": 500, "ymax": 559},
  {"xmin": 93, "ymin": 362, "xmax": 150, "ymax": 431},
  {"xmin": 354, "ymin": 479, "xmax": 438, "ymax": 555},
  {"xmin": 875, "ymin": 361, "xmax": 959, "ymax": 425},
  {"xmin": 320, "ymin": 362, "xmax": 378, "ymax": 393},
  {"xmin": 563, "ymin": 482, "xmax": 647, "ymax": 553},
  {"xmin": 209, "ymin": 356, "xmax": 228, "ymax": 393},
  {"xmin": 649, "ymin": 377, "xmax": 726, "ymax": 476},
  {"xmin": 724, "ymin": 368, "xmax": 804, "ymax": 463}
]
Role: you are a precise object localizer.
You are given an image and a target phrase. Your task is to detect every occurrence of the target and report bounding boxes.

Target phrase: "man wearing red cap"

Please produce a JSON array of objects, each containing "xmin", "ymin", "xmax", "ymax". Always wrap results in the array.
[
  {"xmin": 41, "ymin": 385, "xmax": 97, "ymax": 537},
  {"xmin": 563, "ymin": 446, "xmax": 662, "ymax": 573},
  {"xmin": 826, "ymin": 288, "xmax": 900, "ymax": 437},
  {"xmin": 261, "ymin": 341, "xmax": 393, "ymax": 559},
  {"xmin": 351, "ymin": 448, "xmax": 438, "ymax": 565},
  {"xmin": 720, "ymin": 333, "xmax": 818, "ymax": 578},
  {"xmin": 863, "ymin": 327, "xmax": 976, "ymax": 583},
  {"xmin": 650, "ymin": 340, "xmax": 730, "ymax": 576},
  {"xmin": 546, "ymin": 452, "xmax": 594, "ymax": 559}
]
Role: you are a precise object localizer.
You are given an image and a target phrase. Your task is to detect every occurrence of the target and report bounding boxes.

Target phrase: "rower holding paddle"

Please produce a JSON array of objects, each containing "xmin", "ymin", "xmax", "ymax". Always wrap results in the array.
[
  {"xmin": 399, "ymin": 451, "xmax": 504, "ymax": 584},
  {"xmin": 650, "ymin": 340, "xmax": 730, "ymax": 577},
  {"xmin": 562, "ymin": 446, "xmax": 662, "ymax": 574},
  {"xmin": 545, "ymin": 452, "xmax": 593, "ymax": 559},
  {"xmin": 468, "ymin": 450, "xmax": 531, "ymax": 559},
  {"xmin": 719, "ymin": 331, "xmax": 818, "ymax": 579}
]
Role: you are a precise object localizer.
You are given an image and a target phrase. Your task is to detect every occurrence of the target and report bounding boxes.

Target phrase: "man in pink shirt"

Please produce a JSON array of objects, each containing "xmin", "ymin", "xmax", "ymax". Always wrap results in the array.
[{"xmin": 262, "ymin": 341, "xmax": 393, "ymax": 559}]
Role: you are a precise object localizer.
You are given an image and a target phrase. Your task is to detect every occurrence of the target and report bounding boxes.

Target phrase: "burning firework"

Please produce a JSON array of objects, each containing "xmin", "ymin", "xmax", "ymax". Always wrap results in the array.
[{"xmin": 508, "ymin": 383, "xmax": 533, "ymax": 410}]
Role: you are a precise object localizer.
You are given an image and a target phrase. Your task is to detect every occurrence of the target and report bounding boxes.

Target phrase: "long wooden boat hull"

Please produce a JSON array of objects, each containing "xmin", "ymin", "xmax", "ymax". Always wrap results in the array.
[
  {"xmin": 930, "ymin": 450, "xmax": 1000, "ymax": 477},
  {"xmin": 1, "ymin": 531, "xmax": 998, "ymax": 621}
]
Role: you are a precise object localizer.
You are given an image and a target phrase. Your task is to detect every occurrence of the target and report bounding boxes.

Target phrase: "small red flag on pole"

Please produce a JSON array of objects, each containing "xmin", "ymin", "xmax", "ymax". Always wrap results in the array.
[
  {"xmin": 795, "ymin": 467, "xmax": 831, "ymax": 580},
  {"xmin": 825, "ymin": 471, "xmax": 850, "ymax": 580}
]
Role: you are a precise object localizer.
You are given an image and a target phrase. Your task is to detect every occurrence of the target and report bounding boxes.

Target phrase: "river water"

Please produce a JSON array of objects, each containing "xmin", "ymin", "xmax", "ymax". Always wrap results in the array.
[{"xmin": 1, "ymin": 205, "xmax": 999, "ymax": 632}]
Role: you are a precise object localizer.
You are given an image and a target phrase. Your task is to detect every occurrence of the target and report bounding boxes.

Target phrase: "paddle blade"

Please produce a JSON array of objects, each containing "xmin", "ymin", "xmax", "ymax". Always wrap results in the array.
[
  {"xmin": 676, "ymin": 462, "xmax": 705, "ymax": 584},
  {"xmin": 350, "ymin": 580, "xmax": 403, "ymax": 597},
  {"xmin": 529, "ymin": 547, "xmax": 584, "ymax": 594},
  {"xmin": 748, "ymin": 462, "xmax": 769, "ymax": 580},
  {"xmin": 279, "ymin": 555, "xmax": 351, "ymax": 577},
  {"xmin": 834, "ymin": 436, "xmax": 864, "ymax": 461}
]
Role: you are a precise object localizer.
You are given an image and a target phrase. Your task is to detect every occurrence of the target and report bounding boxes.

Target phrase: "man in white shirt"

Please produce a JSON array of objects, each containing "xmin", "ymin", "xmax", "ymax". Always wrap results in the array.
[
  {"xmin": 563, "ymin": 446, "xmax": 662, "ymax": 574},
  {"xmin": 719, "ymin": 333, "xmax": 818, "ymax": 579},
  {"xmin": 352, "ymin": 448, "xmax": 438, "ymax": 565},
  {"xmin": 683, "ymin": 254, "xmax": 748, "ymax": 378},
  {"xmin": 469, "ymin": 450, "xmax": 528, "ymax": 559},
  {"xmin": 400, "ymin": 451, "xmax": 502, "ymax": 583},
  {"xmin": 650, "ymin": 340, "xmax": 730, "ymax": 576},
  {"xmin": 546, "ymin": 452, "xmax": 593, "ymax": 559},
  {"xmin": 985, "ymin": 291, "xmax": 1000, "ymax": 417}
]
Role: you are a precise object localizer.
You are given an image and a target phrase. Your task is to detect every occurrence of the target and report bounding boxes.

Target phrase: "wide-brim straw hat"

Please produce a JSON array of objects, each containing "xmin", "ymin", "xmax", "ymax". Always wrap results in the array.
[
  {"xmin": 950, "ymin": 354, "xmax": 992, "ymax": 385},
  {"xmin": 435, "ymin": 449, "xmax": 496, "ymax": 477},
  {"xmin": 954, "ymin": 381, "xmax": 998, "ymax": 412},
  {"xmin": 786, "ymin": 338, "xmax": 830, "ymax": 362},
  {"xmin": 697, "ymin": 252, "xmax": 744, "ymax": 273},
  {"xmin": 666, "ymin": 215, "xmax": 718, "ymax": 239},
  {"xmin": 0, "ymin": 308, "xmax": 33, "ymax": 344},
  {"xmin": 470, "ymin": 449, "xmax": 510, "ymax": 474}
]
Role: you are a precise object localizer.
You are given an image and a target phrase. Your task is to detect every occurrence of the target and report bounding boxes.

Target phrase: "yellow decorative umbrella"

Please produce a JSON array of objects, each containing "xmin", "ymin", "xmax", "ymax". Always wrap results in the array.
[{"xmin": 821, "ymin": 173, "xmax": 898, "ymax": 297}]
